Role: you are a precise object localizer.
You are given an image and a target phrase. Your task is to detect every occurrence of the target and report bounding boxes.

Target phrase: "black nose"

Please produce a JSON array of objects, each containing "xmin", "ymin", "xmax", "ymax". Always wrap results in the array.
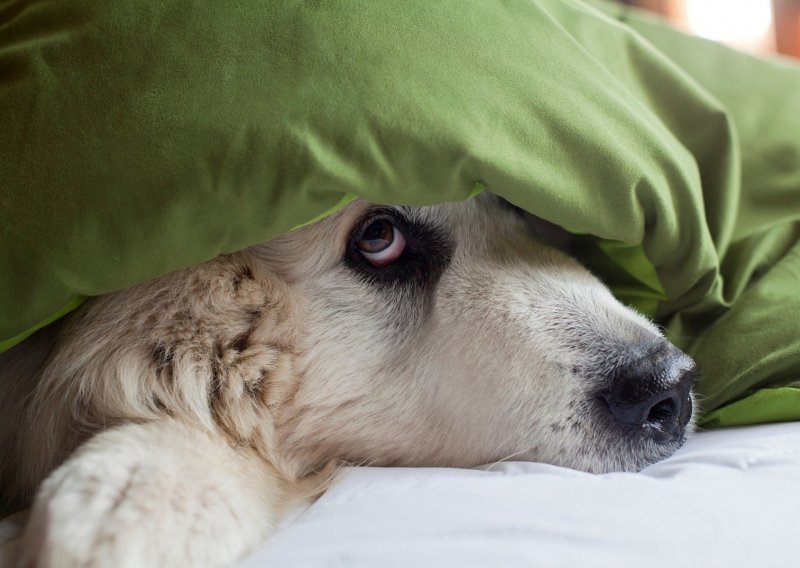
[{"xmin": 600, "ymin": 343, "xmax": 695, "ymax": 443}]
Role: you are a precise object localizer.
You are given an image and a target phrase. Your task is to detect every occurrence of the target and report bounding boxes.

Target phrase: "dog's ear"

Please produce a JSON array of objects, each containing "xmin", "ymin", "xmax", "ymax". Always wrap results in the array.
[
  {"xmin": 110, "ymin": 253, "xmax": 303, "ymax": 457},
  {"xmin": 14, "ymin": 255, "xmax": 302, "ymax": 490},
  {"xmin": 203, "ymin": 255, "xmax": 302, "ymax": 456}
]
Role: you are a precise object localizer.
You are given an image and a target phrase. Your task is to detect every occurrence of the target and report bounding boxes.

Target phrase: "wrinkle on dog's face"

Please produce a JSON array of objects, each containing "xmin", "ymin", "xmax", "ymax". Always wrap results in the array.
[{"xmin": 252, "ymin": 194, "xmax": 695, "ymax": 476}]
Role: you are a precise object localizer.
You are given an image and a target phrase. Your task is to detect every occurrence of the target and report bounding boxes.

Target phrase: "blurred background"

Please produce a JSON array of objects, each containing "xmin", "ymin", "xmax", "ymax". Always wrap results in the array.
[{"xmin": 621, "ymin": 0, "xmax": 800, "ymax": 57}]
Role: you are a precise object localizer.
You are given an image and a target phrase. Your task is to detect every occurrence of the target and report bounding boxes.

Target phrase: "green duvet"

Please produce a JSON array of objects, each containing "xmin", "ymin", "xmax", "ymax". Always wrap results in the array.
[{"xmin": 1, "ymin": 0, "xmax": 799, "ymax": 427}]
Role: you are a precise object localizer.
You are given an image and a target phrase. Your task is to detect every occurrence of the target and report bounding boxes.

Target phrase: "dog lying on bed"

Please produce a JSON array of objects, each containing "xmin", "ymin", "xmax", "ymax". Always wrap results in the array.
[{"xmin": 0, "ymin": 193, "xmax": 696, "ymax": 567}]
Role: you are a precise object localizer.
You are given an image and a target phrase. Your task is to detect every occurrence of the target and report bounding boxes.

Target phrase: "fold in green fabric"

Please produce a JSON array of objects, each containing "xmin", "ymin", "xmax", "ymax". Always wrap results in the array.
[{"xmin": 1, "ymin": 0, "xmax": 799, "ymax": 426}]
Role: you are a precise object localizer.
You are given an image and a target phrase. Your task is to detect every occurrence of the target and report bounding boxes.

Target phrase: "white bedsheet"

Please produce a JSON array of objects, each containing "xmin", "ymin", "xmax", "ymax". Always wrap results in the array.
[
  {"xmin": 3, "ymin": 423, "xmax": 799, "ymax": 567},
  {"xmin": 238, "ymin": 423, "xmax": 800, "ymax": 568}
]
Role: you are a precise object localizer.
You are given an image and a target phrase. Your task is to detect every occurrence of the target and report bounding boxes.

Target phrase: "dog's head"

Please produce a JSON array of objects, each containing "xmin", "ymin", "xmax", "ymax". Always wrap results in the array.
[
  {"xmin": 252, "ymin": 193, "xmax": 696, "ymax": 474},
  {"xmin": 6, "ymin": 193, "xmax": 695, "ymax": 501}
]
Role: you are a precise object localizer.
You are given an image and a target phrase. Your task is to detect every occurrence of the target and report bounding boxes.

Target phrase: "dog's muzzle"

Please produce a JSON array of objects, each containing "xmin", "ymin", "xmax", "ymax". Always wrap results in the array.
[{"xmin": 599, "ymin": 342, "xmax": 695, "ymax": 444}]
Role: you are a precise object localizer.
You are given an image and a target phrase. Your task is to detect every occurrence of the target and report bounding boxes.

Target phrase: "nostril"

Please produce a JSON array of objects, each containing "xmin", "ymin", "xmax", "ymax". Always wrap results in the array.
[
  {"xmin": 602, "ymin": 386, "xmax": 686, "ymax": 441},
  {"xmin": 646, "ymin": 397, "xmax": 677, "ymax": 424}
]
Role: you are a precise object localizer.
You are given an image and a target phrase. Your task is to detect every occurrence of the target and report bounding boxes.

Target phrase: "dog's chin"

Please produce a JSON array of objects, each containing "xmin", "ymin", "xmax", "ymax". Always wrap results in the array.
[
  {"xmin": 527, "ymin": 441, "xmax": 679, "ymax": 475},
  {"xmin": 591, "ymin": 424, "xmax": 694, "ymax": 474},
  {"xmin": 521, "ymin": 413, "xmax": 696, "ymax": 474}
]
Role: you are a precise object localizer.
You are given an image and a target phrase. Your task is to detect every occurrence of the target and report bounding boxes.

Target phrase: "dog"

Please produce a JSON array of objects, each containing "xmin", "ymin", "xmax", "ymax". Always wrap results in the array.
[{"xmin": 0, "ymin": 193, "xmax": 696, "ymax": 567}]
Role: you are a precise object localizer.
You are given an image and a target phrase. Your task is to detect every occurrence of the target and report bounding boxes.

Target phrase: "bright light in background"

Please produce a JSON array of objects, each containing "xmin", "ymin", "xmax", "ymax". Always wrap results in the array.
[{"xmin": 685, "ymin": 0, "xmax": 773, "ymax": 45}]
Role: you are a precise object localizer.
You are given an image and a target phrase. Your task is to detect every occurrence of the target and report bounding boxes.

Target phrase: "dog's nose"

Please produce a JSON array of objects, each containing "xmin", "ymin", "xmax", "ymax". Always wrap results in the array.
[{"xmin": 600, "ymin": 343, "xmax": 695, "ymax": 443}]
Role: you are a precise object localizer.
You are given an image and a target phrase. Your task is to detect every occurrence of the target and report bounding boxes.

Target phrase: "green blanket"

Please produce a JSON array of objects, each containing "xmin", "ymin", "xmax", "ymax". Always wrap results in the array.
[{"xmin": 2, "ymin": 0, "xmax": 799, "ymax": 426}]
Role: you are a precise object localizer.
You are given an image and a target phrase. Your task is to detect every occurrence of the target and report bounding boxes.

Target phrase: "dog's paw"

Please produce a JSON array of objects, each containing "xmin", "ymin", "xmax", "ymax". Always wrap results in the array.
[{"xmin": 19, "ymin": 422, "xmax": 276, "ymax": 568}]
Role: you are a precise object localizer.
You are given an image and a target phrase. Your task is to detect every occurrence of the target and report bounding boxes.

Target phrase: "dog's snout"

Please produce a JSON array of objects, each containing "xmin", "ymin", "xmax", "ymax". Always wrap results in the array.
[{"xmin": 600, "ymin": 344, "xmax": 695, "ymax": 443}]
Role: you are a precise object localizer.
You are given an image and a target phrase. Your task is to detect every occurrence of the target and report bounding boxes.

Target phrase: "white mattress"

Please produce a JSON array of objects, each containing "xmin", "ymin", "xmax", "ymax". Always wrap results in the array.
[{"xmin": 3, "ymin": 423, "xmax": 800, "ymax": 567}]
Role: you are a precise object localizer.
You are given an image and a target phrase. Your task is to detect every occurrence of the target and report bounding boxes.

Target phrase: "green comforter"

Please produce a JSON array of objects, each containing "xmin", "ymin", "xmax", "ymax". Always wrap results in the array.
[{"xmin": 1, "ymin": 0, "xmax": 799, "ymax": 426}]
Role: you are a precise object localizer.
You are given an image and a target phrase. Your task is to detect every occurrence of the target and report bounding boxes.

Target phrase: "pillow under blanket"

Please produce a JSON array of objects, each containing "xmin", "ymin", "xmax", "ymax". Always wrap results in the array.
[{"xmin": 1, "ymin": 0, "xmax": 799, "ymax": 426}]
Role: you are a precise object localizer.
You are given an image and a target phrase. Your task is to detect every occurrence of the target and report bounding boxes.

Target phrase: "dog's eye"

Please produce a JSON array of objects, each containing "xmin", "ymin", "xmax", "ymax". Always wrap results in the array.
[{"xmin": 355, "ymin": 219, "xmax": 406, "ymax": 267}]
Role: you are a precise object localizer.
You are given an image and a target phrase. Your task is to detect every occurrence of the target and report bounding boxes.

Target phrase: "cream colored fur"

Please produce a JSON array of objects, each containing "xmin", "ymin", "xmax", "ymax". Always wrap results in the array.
[{"xmin": 0, "ymin": 195, "xmax": 694, "ymax": 567}]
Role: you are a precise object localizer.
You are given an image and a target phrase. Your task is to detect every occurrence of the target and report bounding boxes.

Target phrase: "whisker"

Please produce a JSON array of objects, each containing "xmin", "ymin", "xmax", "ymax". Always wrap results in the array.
[{"xmin": 484, "ymin": 448, "xmax": 530, "ymax": 471}]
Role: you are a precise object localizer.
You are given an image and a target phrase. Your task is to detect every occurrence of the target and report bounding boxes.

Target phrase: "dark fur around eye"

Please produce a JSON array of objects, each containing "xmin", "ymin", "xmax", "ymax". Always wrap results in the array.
[{"xmin": 343, "ymin": 208, "xmax": 453, "ymax": 290}]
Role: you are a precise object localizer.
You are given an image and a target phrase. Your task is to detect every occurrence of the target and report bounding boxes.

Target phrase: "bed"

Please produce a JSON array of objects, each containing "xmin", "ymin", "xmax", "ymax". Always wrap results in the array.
[{"xmin": 3, "ymin": 422, "xmax": 799, "ymax": 567}]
